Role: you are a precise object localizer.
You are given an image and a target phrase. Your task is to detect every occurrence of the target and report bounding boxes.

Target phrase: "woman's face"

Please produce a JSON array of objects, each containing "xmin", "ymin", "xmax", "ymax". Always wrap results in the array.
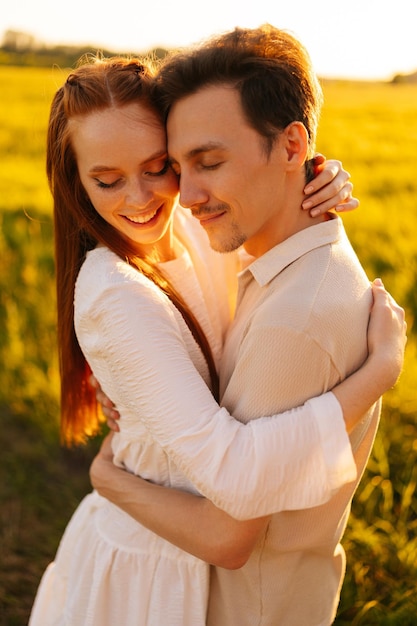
[{"xmin": 70, "ymin": 102, "xmax": 179, "ymax": 259}]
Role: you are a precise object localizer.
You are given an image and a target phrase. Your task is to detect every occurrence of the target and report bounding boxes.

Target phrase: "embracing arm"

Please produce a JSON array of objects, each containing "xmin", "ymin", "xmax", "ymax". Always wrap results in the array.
[
  {"xmin": 82, "ymin": 274, "xmax": 353, "ymax": 519},
  {"xmin": 99, "ymin": 277, "xmax": 402, "ymax": 440},
  {"xmin": 90, "ymin": 279, "xmax": 406, "ymax": 566},
  {"xmin": 332, "ymin": 279, "xmax": 405, "ymax": 429},
  {"xmin": 90, "ymin": 435, "xmax": 270, "ymax": 569}
]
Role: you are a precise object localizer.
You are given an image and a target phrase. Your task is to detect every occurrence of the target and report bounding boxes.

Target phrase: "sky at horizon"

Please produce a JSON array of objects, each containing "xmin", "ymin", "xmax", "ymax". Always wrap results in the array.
[{"xmin": 1, "ymin": 0, "xmax": 416, "ymax": 80}]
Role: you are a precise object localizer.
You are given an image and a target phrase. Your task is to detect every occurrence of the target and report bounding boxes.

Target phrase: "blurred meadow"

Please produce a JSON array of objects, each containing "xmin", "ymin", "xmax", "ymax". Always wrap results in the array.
[{"xmin": 0, "ymin": 65, "xmax": 416, "ymax": 624}]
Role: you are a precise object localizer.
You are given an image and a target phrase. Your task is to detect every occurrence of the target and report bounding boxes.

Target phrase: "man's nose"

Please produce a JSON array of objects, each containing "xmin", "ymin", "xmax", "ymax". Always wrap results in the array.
[{"xmin": 178, "ymin": 173, "xmax": 208, "ymax": 209}]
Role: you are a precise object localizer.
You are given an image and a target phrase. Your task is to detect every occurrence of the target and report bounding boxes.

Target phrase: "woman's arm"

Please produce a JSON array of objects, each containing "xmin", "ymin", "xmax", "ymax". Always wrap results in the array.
[
  {"xmin": 90, "ymin": 434, "xmax": 271, "ymax": 570},
  {"xmin": 332, "ymin": 278, "xmax": 406, "ymax": 430},
  {"xmin": 90, "ymin": 277, "xmax": 406, "ymax": 535},
  {"xmin": 81, "ymin": 271, "xmax": 354, "ymax": 518},
  {"xmin": 90, "ymin": 279, "xmax": 406, "ymax": 567}
]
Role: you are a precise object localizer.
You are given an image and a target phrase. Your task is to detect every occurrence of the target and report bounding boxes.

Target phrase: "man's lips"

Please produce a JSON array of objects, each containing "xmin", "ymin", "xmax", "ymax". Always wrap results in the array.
[{"xmin": 193, "ymin": 210, "xmax": 227, "ymax": 225}]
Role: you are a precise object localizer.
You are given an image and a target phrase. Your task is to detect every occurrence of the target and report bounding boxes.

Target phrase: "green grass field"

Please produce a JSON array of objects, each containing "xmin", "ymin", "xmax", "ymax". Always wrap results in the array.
[{"xmin": 1, "ymin": 66, "xmax": 416, "ymax": 625}]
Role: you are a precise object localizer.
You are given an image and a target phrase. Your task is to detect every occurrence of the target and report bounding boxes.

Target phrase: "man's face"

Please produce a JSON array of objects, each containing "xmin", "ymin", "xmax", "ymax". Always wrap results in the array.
[{"xmin": 167, "ymin": 84, "xmax": 289, "ymax": 258}]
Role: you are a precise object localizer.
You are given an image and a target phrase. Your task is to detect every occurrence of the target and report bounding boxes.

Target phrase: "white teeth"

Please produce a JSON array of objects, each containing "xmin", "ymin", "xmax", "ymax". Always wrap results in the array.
[{"xmin": 125, "ymin": 209, "xmax": 158, "ymax": 224}]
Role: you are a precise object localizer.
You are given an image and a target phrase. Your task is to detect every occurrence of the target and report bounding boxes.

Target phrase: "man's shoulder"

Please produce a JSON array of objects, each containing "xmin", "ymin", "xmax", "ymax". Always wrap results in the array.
[{"xmin": 249, "ymin": 239, "xmax": 370, "ymax": 331}]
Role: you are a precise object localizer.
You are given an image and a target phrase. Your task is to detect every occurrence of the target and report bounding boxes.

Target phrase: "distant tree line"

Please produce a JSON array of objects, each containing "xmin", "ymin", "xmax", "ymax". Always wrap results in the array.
[
  {"xmin": 0, "ymin": 29, "xmax": 169, "ymax": 69},
  {"xmin": 1, "ymin": 29, "xmax": 417, "ymax": 83},
  {"xmin": 391, "ymin": 70, "xmax": 417, "ymax": 84}
]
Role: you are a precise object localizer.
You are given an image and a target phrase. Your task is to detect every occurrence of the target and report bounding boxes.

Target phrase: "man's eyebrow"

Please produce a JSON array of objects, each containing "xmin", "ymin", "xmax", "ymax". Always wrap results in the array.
[{"xmin": 170, "ymin": 141, "xmax": 226, "ymax": 164}]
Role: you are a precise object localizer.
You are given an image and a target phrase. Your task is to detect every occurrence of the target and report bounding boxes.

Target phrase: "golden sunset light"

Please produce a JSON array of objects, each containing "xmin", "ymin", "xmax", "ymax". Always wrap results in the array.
[{"xmin": 1, "ymin": 0, "xmax": 416, "ymax": 80}]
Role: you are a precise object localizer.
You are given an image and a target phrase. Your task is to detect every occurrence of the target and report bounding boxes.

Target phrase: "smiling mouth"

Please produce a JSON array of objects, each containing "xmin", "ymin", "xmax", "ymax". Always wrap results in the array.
[
  {"xmin": 123, "ymin": 207, "xmax": 160, "ymax": 225},
  {"xmin": 197, "ymin": 211, "xmax": 226, "ymax": 226},
  {"xmin": 192, "ymin": 205, "xmax": 228, "ymax": 225}
]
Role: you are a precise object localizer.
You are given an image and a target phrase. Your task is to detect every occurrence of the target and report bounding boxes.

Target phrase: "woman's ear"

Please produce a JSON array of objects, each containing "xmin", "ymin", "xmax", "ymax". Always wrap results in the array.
[{"xmin": 283, "ymin": 121, "xmax": 309, "ymax": 167}]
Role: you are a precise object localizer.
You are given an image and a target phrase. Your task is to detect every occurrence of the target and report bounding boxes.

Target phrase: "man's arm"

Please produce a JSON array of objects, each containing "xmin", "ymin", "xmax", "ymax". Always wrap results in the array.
[
  {"xmin": 91, "ymin": 280, "xmax": 405, "ymax": 565},
  {"xmin": 84, "ymin": 277, "xmax": 355, "ymax": 519},
  {"xmin": 90, "ymin": 436, "xmax": 270, "ymax": 570}
]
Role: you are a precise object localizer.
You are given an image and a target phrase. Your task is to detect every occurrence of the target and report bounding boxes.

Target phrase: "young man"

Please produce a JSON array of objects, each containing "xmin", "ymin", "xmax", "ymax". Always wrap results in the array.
[{"xmin": 91, "ymin": 25, "xmax": 405, "ymax": 625}]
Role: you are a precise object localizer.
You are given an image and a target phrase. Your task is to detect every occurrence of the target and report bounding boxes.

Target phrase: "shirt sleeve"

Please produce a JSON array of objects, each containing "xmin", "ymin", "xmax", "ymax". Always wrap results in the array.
[{"xmin": 76, "ymin": 274, "xmax": 356, "ymax": 521}]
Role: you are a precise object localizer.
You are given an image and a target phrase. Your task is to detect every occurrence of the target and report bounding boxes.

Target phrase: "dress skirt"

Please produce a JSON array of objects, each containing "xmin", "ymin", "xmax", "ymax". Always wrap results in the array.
[{"xmin": 29, "ymin": 491, "xmax": 209, "ymax": 626}]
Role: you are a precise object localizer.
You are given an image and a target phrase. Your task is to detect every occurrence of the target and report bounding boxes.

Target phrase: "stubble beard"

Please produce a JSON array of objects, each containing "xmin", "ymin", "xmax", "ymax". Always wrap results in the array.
[
  {"xmin": 207, "ymin": 222, "xmax": 247, "ymax": 253},
  {"xmin": 192, "ymin": 205, "xmax": 247, "ymax": 253}
]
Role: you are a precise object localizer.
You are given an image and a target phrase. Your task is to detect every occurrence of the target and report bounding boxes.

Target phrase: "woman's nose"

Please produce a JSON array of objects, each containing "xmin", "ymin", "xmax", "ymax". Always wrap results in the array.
[{"xmin": 125, "ymin": 181, "xmax": 152, "ymax": 208}]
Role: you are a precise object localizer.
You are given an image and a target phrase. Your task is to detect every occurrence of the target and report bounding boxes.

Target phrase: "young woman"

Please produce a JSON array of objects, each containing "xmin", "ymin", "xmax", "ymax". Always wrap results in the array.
[{"xmin": 29, "ymin": 57, "xmax": 405, "ymax": 626}]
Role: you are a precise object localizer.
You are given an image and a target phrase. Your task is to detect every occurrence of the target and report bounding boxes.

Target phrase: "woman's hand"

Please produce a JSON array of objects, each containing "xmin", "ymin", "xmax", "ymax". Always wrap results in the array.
[
  {"xmin": 302, "ymin": 154, "xmax": 359, "ymax": 217},
  {"xmin": 367, "ymin": 278, "xmax": 407, "ymax": 389},
  {"xmin": 330, "ymin": 279, "xmax": 406, "ymax": 433}
]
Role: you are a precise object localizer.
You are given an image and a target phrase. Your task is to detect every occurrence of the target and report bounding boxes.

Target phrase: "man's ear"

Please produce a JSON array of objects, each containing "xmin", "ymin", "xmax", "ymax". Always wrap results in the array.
[{"xmin": 283, "ymin": 122, "xmax": 309, "ymax": 168}]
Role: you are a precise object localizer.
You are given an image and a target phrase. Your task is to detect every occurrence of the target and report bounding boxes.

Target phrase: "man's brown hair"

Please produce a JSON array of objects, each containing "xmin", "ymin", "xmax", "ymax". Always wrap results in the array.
[{"xmin": 154, "ymin": 24, "xmax": 323, "ymax": 160}]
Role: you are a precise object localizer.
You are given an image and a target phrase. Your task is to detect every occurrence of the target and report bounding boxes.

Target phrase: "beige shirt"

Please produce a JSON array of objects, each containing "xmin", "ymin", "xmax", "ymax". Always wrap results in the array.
[{"xmin": 208, "ymin": 217, "xmax": 380, "ymax": 626}]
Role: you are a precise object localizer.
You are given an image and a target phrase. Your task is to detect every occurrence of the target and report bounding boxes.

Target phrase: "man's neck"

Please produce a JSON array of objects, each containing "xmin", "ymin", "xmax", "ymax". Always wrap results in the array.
[{"xmin": 243, "ymin": 181, "xmax": 327, "ymax": 259}]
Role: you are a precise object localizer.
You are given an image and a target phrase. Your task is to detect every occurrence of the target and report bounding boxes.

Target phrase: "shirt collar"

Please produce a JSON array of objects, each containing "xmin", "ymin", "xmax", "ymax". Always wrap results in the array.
[{"xmin": 241, "ymin": 215, "xmax": 344, "ymax": 288}]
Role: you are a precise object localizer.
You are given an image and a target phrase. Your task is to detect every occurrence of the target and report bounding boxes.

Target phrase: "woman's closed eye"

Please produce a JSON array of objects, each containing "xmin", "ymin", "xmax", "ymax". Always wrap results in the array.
[
  {"xmin": 95, "ymin": 178, "xmax": 121, "ymax": 190},
  {"xmin": 145, "ymin": 160, "xmax": 171, "ymax": 177}
]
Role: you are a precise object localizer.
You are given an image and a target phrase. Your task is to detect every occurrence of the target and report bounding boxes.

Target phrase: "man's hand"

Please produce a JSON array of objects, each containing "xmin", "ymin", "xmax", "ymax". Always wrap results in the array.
[
  {"xmin": 89, "ymin": 375, "xmax": 121, "ymax": 432},
  {"xmin": 90, "ymin": 433, "xmax": 117, "ymax": 494},
  {"xmin": 302, "ymin": 154, "xmax": 359, "ymax": 217}
]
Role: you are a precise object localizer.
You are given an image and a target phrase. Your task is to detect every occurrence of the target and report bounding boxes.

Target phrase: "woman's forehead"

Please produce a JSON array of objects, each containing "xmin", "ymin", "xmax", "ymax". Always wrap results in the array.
[{"xmin": 70, "ymin": 104, "xmax": 168, "ymax": 166}]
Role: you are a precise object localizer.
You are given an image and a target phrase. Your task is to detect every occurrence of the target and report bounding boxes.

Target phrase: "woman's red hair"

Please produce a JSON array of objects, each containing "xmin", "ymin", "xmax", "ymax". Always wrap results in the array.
[{"xmin": 47, "ymin": 56, "xmax": 218, "ymax": 445}]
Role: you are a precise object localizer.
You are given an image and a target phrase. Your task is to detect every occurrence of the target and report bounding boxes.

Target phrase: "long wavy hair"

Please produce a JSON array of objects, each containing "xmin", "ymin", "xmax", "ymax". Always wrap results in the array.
[{"xmin": 48, "ymin": 56, "xmax": 218, "ymax": 445}]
